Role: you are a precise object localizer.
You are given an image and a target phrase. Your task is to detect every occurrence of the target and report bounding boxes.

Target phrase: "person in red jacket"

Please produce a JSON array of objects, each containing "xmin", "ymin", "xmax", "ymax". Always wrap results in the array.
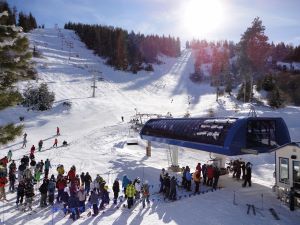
[
  {"xmin": 196, "ymin": 163, "xmax": 202, "ymax": 173},
  {"xmin": 56, "ymin": 176, "xmax": 67, "ymax": 203},
  {"xmin": 0, "ymin": 176, "xmax": 8, "ymax": 201},
  {"xmin": 56, "ymin": 127, "xmax": 60, "ymax": 136},
  {"xmin": 30, "ymin": 145, "xmax": 35, "ymax": 155},
  {"xmin": 53, "ymin": 138, "xmax": 58, "ymax": 148},
  {"xmin": 0, "ymin": 157, "xmax": 8, "ymax": 167},
  {"xmin": 67, "ymin": 166, "xmax": 76, "ymax": 182},
  {"xmin": 206, "ymin": 165, "xmax": 214, "ymax": 186}
]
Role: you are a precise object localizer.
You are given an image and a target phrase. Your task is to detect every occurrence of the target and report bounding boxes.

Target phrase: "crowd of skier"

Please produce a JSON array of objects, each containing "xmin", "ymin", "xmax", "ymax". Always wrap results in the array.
[{"xmin": 0, "ymin": 129, "xmax": 252, "ymax": 221}]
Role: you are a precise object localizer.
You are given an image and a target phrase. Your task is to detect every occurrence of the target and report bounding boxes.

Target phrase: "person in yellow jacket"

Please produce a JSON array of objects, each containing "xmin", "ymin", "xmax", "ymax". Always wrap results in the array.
[
  {"xmin": 125, "ymin": 181, "xmax": 136, "ymax": 209},
  {"xmin": 192, "ymin": 170, "xmax": 201, "ymax": 194},
  {"xmin": 57, "ymin": 165, "xmax": 65, "ymax": 176}
]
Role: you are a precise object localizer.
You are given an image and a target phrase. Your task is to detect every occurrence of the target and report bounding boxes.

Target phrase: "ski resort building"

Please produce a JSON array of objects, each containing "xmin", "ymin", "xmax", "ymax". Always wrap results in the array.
[
  {"xmin": 140, "ymin": 117, "xmax": 291, "ymax": 168},
  {"xmin": 271, "ymin": 142, "xmax": 300, "ymax": 195}
]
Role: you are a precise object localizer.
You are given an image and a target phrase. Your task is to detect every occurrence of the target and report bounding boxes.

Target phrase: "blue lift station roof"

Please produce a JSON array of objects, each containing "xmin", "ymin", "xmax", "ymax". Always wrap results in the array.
[{"xmin": 140, "ymin": 117, "xmax": 291, "ymax": 156}]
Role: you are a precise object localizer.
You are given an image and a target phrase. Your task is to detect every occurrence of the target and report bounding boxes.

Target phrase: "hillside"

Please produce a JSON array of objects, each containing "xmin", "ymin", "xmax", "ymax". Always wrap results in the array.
[{"xmin": 0, "ymin": 28, "xmax": 300, "ymax": 225}]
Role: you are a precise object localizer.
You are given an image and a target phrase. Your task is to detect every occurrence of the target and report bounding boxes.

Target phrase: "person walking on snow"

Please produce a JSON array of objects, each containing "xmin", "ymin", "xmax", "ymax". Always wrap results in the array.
[
  {"xmin": 44, "ymin": 159, "xmax": 51, "ymax": 179},
  {"xmin": 56, "ymin": 127, "xmax": 60, "ymax": 136},
  {"xmin": 112, "ymin": 178, "xmax": 120, "ymax": 204},
  {"xmin": 22, "ymin": 133, "xmax": 27, "ymax": 148},
  {"xmin": 38, "ymin": 140, "xmax": 43, "ymax": 151},
  {"xmin": 0, "ymin": 176, "xmax": 8, "ymax": 201},
  {"xmin": 48, "ymin": 175, "xmax": 56, "ymax": 205},
  {"xmin": 125, "ymin": 181, "xmax": 135, "ymax": 209},
  {"xmin": 121, "ymin": 116, "xmax": 124, "ymax": 122},
  {"xmin": 30, "ymin": 145, "xmax": 35, "ymax": 155},
  {"xmin": 142, "ymin": 180, "xmax": 150, "ymax": 208},
  {"xmin": 99, "ymin": 185, "xmax": 109, "ymax": 210},
  {"xmin": 84, "ymin": 172, "xmax": 92, "ymax": 195},
  {"xmin": 159, "ymin": 168, "xmax": 166, "ymax": 193},
  {"xmin": 7, "ymin": 150, "xmax": 12, "ymax": 162},
  {"xmin": 122, "ymin": 175, "xmax": 130, "ymax": 198},
  {"xmin": 53, "ymin": 138, "xmax": 58, "ymax": 148}
]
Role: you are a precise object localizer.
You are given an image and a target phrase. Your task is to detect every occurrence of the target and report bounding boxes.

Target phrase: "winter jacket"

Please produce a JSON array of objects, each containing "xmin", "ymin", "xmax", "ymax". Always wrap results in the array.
[
  {"xmin": 112, "ymin": 180, "xmax": 120, "ymax": 193},
  {"xmin": 80, "ymin": 173, "xmax": 85, "ymax": 185},
  {"xmin": 57, "ymin": 165, "xmax": 65, "ymax": 175},
  {"xmin": 101, "ymin": 189, "xmax": 109, "ymax": 204},
  {"xmin": 90, "ymin": 180, "xmax": 99, "ymax": 190},
  {"xmin": 9, "ymin": 162, "xmax": 16, "ymax": 172},
  {"xmin": 185, "ymin": 172, "xmax": 192, "ymax": 181},
  {"xmin": 48, "ymin": 180, "xmax": 56, "ymax": 193},
  {"xmin": 0, "ymin": 177, "xmax": 7, "ymax": 187},
  {"xmin": 122, "ymin": 176, "xmax": 130, "ymax": 189},
  {"xmin": 202, "ymin": 164, "xmax": 207, "ymax": 176},
  {"xmin": 39, "ymin": 182, "xmax": 48, "ymax": 194},
  {"xmin": 68, "ymin": 194, "xmax": 79, "ymax": 209},
  {"xmin": 196, "ymin": 164, "xmax": 201, "ymax": 172},
  {"xmin": 17, "ymin": 182, "xmax": 25, "ymax": 195},
  {"xmin": 0, "ymin": 157, "xmax": 8, "ymax": 167},
  {"xmin": 56, "ymin": 178, "xmax": 66, "ymax": 190},
  {"xmin": 207, "ymin": 166, "xmax": 214, "ymax": 179},
  {"xmin": 77, "ymin": 190, "xmax": 86, "ymax": 202},
  {"xmin": 160, "ymin": 171, "xmax": 165, "ymax": 182},
  {"xmin": 23, "ymin": 168, "xmax": 32, "ymax": 179},
  {"xmin": 142, "ymin": 183, "xmax": 150, "ymax": 196},
  {"xmin": 62, "ymin": 187, "xmax": 70, "ymax": 203},
  {"xmin": 24, "ymin": 183, "xmax": 35, "ymax": 198},
  {"xmin": 89, "ymin": 191, "xmax": 100, "ymax": 205},
  {"xmin": 213, "ymin": 168, "xmax": 220, "ymax": 179},
  {"xmin": 135, "ymin": 182, "xmax": 141, "ymax": 192},
  {"xmin": 84, "ymin": 174, "xmax": 92, "ymax": 186},
  {"xmin": 170, "ymin": 177, "xmax": 177, "ymax": 191},
  {"xmin": 192, "ymin": 171, "xmax": 201, "ymax": 182},
  {"xmin": 9, "ymin": 170, "xmax": 16, "ymax": 182},
  {"xmin": 34, "ymin": 170, "xmax": 42, "ymax": 182},
  {"xmin": 126, "ymin": 184, "xmax": 136, "ymax": 198},
  {"xmin": 18, "ymin": 163, "xmax": 26, "ymax": 172},
  {"xmin": 67, "ymin": 169, "xmax": 76, "ymax": 181},
  {"xmin": 164, "ymin": 176, "xmax": 171, "ymax": 187},
  {"xmin": 7, "ymin": 151, "xmax": 12, "ymax": 159},
  {"xmin": 30, "ymin": 146, "xmax": 35, "ymax": 154},
  {"xmin": 45, "ymin": 160, "xmax": 51, "ymax": 170}
]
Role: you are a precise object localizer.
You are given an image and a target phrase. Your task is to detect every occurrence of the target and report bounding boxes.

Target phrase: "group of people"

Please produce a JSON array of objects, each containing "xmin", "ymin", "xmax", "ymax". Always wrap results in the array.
[
  {"xmin": 227, "ymin": 159, "xmax": 252, "ymax": 187},
  {"xmin": 121, "ymin": 175, "xmax": 150, "ymax": 209},
  {"xmin": 158, "ymin": 163, "xmax": 221, "ymax": 201},
  {"xmin": 21, "ymin": 128, "xmax": 67, "ymax": 153},
  {"xmin": 0, "ymin": 149, "xmax": 153, "ymax": 222}
]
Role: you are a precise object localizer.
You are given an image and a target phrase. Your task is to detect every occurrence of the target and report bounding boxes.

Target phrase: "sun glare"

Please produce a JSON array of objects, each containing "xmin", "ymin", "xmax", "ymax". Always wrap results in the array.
[{"xmin": 182, "ymin": 0, "xmax": 224, "ymax": 38}]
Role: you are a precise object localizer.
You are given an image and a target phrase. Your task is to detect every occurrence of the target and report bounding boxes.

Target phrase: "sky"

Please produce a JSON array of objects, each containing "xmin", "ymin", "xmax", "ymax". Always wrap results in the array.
[{"xmin": 7, "ymin": 0, "xmax": 300, "ymax": 45}]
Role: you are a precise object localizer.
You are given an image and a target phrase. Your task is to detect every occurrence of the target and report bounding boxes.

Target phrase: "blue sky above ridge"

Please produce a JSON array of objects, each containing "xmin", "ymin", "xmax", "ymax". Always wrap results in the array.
[{"xmin": 8, "ymin": 0, "xmax": 300, "ymax": 45}]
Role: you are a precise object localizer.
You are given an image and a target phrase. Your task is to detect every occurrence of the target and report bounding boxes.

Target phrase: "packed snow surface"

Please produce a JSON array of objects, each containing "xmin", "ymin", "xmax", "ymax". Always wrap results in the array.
[{"xmin": 1, "ymin": 28, "xmax": 300, "ymax": 224}]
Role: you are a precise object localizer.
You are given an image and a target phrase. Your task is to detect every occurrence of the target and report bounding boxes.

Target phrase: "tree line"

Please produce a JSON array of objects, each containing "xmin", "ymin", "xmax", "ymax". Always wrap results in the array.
[
  {"xmin": 0, "ymin": 1, "xmax": 37, "ymax": 32},
  {"xmin": 64, "ymin": 22, "xmax": 181, "ymax": 73},
  {"xmin": 189, "ymin": 17, "xmax": 300, "ymax": 108}
]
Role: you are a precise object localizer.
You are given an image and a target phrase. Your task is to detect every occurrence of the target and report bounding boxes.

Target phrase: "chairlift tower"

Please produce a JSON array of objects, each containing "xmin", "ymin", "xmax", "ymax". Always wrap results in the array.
[{"xmin": 89, "ymin": 69, "xmax": 101, "ymax": 98}]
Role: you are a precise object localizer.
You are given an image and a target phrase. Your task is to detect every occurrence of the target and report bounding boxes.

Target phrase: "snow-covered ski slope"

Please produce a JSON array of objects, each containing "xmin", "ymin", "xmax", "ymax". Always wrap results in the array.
[{"xmin": 1, "ymin": 28, "xmax": 300, "ymax": 224}]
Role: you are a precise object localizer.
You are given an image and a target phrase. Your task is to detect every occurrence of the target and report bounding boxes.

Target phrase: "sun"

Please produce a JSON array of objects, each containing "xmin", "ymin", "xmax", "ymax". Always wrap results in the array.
[{"xmin": 181, "ymin": 0, "xmax": 224, "ymax": 38}]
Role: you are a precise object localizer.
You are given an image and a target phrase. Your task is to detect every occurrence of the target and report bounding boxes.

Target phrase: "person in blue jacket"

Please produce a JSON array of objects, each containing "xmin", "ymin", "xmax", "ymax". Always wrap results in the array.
[
  {"xmin": 68, "ymin": 193, "xmax": 80, "ymax": 221},
  {"xmin": 185, "ymin": 167, "xmax": 192, "ymax": 191},
  {"xmin": 122, "ymin": 175, "xmax": 130, "ymax": 198}
]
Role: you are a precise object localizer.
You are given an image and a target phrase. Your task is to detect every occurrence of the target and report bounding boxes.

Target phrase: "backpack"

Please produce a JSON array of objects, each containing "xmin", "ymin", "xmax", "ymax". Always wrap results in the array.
[{"xmin": 0, "ymin": 166, "xmax": 7, "ymax": 178}]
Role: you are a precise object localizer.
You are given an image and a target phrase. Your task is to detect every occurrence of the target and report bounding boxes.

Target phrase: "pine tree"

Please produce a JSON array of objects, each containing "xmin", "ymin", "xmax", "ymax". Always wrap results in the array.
[
  {"xmin": 268, "ymin": 87, "xmax": 284, "ymax": 108},
  {"xmin": 0, "ymin": 3, "xmax": 33, "ymax": 145},
  {"xmin": 22, "ymin": 83, "xmax": 55, "ymax": 111},
  {"xmin": 237, "ymin": 17, "xmax": 270, "ymax": 102}
]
